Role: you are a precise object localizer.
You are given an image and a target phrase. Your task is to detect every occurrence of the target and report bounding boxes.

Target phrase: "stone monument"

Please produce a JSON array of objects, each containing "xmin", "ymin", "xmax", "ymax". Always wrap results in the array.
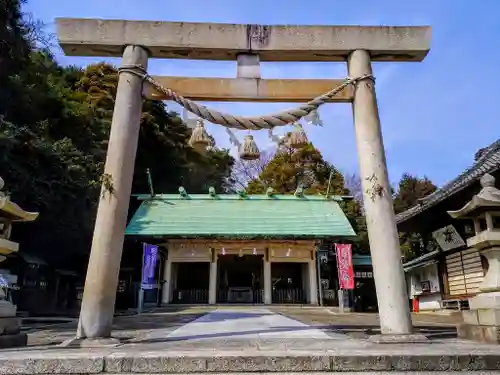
[
  {"xmin": 448, "ymin": 173, "xmax": 500, "ymax": 343},
  {"xmin": 0, "ymin": 177, "xmax": 39, "ymax": 348}
]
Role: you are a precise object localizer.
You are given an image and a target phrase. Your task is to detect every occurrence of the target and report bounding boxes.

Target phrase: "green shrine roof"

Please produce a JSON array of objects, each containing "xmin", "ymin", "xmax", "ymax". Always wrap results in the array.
[{"xmin": 126, "ymin": 193, "xmax": 356, "ymax": 239}]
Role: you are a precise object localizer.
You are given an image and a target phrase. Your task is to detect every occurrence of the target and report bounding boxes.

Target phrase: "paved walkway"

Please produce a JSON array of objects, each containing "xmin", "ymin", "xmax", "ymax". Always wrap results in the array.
[
  {"xmin": 165, "ymin": 308, "xmax": 331, "ymax": 340},
  {"xmin": 23, "ymin": 306, "xmax": 465, "ymax": 347}
]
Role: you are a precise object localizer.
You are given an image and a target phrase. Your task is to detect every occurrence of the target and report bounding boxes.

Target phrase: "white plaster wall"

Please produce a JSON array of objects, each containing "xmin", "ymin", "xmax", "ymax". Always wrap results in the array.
[{"xmin": 418, "ymin": 293, "xmax": 442, "ymax": 311}]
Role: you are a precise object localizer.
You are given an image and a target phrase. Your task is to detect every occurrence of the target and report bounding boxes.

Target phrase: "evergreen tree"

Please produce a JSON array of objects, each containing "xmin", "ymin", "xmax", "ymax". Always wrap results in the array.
[
  {"xmin": 393, "ymin": 173, "xmax": 437, "ymax": 214},
  {"xmin": 0, "ymin": 2, "xmax": 234, "ymax": 270},
  {"xmin": 393, "ymin": 173, "xmax": 438, "ymax": 261}
]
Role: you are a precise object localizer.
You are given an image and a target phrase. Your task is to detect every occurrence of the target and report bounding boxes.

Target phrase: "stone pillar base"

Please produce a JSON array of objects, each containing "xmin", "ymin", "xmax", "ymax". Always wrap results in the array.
[
  {"xmin": 0, "ymin": 316, "xmax": 27, "ymax": 348},
  {"xmin": 59, "ymin": 337, "xmax": 122, "ymax": 348},
  {"xmin": 459, "ymin": 308, "xmax": 500, "ymax": 344},
  {"xmin": 367, "ymin": 333, "xmax": 428, "ymax": 344},
  {"xmin": 0, "ymin": 300, "xmax": 16, "ymax": 317},
  {"xmin": 458, "ymin": 322, "xmax": 500, "ymax": 343}
]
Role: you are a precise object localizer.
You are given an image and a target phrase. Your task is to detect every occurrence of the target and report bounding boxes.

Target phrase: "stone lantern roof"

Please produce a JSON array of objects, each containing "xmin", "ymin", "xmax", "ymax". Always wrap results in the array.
[
  {"xmin": 0, "ymin": 177, "xmax": 38, "ymax": 222},
  {"xmin": 448, "ymin": 173, "xmax": 500, "ymax": 220},
  {"xmin": 0, "ymin": 177, "xmax": 39, "ymax": 259},
  {"xmin": 447, "ymin": 173, "xmax": 500, "ymax": 250}
]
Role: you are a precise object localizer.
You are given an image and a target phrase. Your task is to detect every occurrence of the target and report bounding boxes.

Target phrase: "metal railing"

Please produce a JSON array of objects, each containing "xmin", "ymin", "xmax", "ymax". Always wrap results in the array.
[
  {"xmin": 272, "ymin": 288, "xmax": 305, "ymax": 304},
  {"xmin": 172, "ymin": 289, "xmax": 208, "ymax": 304},
  {"xmin": 171, "ymin": 288, "xmax": 306, "ymax": 304},
  {"xmin": 216, "ymin": 288, "xmax": 264, "ymax": 303}
]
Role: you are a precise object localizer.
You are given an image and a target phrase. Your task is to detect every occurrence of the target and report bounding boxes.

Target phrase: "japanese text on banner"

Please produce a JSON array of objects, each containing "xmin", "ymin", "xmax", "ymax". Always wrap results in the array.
[
  {"xmin": 335, "ymin": 243, "xmax": 354, "ymax": 290},
  {"xmin": 141, "ymin": 243, "xmax": 158, "ymax": 290}
]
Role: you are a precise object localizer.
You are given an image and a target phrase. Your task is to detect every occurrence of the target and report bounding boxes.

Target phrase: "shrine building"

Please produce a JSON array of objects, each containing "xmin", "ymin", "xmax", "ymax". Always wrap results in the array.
[{"xmin": 125, "ymin": 188, "xmax": 356, "ymax": 305}]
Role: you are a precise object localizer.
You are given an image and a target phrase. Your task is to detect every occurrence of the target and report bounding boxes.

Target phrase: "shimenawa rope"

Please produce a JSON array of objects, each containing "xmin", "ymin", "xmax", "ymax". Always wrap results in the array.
[{"xmin": 117, "ymin": 64, "xmax": 374, "ymax": 130}]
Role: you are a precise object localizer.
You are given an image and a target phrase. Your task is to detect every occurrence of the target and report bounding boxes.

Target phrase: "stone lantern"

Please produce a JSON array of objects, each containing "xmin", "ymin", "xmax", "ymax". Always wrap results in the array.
[
  {"xmin": 0, "ymin": 177, "xmax": 38, "ymax": 348},
  {"xmin": 447, "ymin": 173, "xmax": 500, "ymax": 343}
]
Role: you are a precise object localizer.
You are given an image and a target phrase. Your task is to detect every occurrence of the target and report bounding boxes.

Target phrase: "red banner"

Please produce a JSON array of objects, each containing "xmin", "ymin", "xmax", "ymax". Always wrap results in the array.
[{"xmin": 335, "ymin": 243, "xmax": 354, "ymax": 290}]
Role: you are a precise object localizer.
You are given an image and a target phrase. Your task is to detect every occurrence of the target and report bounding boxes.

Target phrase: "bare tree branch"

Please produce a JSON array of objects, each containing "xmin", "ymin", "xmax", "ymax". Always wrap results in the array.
[
  {"xmin": 23, "ymin": 12, "xmax": 55, "ymax": 50},
  {"xmin": 343, "ymin": 172, "xmax": 363, "ymax": 203},
  {"xmin": 231, "ymin": 150, "xmax": 274, "ymax": 190}
]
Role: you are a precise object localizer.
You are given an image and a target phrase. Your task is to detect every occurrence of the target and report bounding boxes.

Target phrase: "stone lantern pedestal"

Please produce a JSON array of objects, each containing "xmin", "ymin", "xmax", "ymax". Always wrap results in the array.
[
  {"xmin": 0, "ymin": 273, "xmax": 26, "ymax": 348},
  {"xmin": 0, "ymin": 177, "xmax": 39, "ymax": 348},
  {"xmin": 448, "ymin": 173, "xmax": 500, "ymax": 343}
]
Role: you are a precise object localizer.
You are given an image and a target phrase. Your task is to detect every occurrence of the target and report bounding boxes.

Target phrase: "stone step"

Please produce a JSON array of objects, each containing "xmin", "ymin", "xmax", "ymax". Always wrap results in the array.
[
  {"xmin": 64, "ymin": 373, "xmax": 499, "ymax": 375},
  {"xmin": 1, "ymin": 351, "xmax": 500, "ymax": 373}
]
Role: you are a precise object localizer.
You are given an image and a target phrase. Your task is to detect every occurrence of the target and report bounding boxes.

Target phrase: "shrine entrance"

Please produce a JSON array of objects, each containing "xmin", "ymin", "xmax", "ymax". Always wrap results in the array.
[
  {"xmin": 271, "ymin": 262, "xmax": 306, "ymax": 304},
  {"xmin": 173, "ymin": 262, "xmax": 210, "ymax": 304},
  {"xmin": 217, "ymin": 254, "xmax": 263, "ymax": 304}
]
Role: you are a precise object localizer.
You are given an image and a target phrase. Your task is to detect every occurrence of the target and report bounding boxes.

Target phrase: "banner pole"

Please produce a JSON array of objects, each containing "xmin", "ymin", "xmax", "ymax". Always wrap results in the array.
[
  {"xmin": 137, "ymin": 243, "xmax": 145, "ymax": 314},
  {"xmin": 334, "ymin": 244, "xmax": 343, "ymax": 312},
  {"xmin": 138, "ymin": 243, "xmax": 159, "ymax": 314},
  {"xmin": 316, "ymin": 248, "xmax": 323, "ymax": 306}
]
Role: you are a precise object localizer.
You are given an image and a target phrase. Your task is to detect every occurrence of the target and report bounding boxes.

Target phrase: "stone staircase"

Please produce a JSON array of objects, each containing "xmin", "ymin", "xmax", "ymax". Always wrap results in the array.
[{"xmin": 1, "ymin": 339, "xmax": 500, "ymax": 374}]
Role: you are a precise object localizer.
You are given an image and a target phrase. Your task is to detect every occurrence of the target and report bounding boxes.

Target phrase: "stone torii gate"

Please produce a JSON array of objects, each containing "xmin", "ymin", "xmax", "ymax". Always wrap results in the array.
[{"xmin": 56, "ymin": 19, "xmax": 431, "ymax": 344}]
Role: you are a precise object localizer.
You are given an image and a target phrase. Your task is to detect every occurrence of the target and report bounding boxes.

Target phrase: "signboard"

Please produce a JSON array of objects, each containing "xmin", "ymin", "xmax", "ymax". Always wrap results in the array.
[
  {"xmin": 141, "ymin": 243, "xmax": 158, "ymax": 290},
  {"xmin": 335, "ymin": 243, "xmax": 354, "ymax": 290},
  {"xmin": 432, "ymin": 225, "xmax": 465, "ymax": 252}
]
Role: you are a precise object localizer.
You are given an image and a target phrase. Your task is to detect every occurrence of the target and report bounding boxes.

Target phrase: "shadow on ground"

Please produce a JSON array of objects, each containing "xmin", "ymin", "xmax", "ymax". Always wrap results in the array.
[{"xmin": 24, "ymin": 310, "xmax": 206, "ymax": 348}]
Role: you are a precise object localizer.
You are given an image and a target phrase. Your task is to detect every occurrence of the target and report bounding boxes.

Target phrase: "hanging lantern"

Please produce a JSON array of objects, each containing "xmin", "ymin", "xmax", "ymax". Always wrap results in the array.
[
  {"xmin": 188, "ymin": 120, "xmax": 211, "ymax": 152},
  {"xmin": 287, "ymin": 123, "xmax": 309, "ymax": 149},
  {"xmin": 239, "ymin": 134, "xmax": 260, "ymax": 160}
]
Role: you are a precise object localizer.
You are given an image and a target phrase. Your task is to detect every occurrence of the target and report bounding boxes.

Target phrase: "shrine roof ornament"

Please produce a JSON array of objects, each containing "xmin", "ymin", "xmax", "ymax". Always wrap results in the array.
[
  {"xmin": 448, "ymin": 173, "xmax": 500, "ymax": 219},
  {"xmin": 152, "ymin": 189, "xmax": 350, "ymax": 202}
]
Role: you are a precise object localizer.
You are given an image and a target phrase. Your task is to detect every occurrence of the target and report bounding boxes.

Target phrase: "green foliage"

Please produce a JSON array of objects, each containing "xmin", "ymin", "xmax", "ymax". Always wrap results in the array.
[
  {"xmin": 393, "ymin": 173, "xmax": 437, "ymax": 214},
  {"xmin": 246, "ymin": 145, "xmax": 343, "ymax": 194},
  {"xmin": 393, "ymin": 173, "xmax": 438, "ymax": 261},
  {"xmin": 0, "ymin": 3, "xmax": 233, "ymax": 270},
  {"xmin": 245, "ymin": 144, "xmax": 369, "ymax": 253}
]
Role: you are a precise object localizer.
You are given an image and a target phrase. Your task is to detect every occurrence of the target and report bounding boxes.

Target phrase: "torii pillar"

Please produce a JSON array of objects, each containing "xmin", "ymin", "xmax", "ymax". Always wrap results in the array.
[
  {"xmin": 348, "ymin": 51, "xmax": 417, "ymax": 340},
  {"xmin": 76, "ymin": 45, "xmax": 149, "ymax": 343},
  {"xmin": 56, "ymin": 19, "xmax": 431, "ymax": 342}
]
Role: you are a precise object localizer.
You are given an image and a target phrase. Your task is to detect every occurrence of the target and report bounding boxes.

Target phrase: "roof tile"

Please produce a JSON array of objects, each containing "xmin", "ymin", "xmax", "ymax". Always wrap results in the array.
[
  {"xmin": 126, "ymin": 194, "xmax": 356, "ymax": 239},
  {"xmin": 396, "ymin": 139, "xmax": 500, "ymax": 224}
]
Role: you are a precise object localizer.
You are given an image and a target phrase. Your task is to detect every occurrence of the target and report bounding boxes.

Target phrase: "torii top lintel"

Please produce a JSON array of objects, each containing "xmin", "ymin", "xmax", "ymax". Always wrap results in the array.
[{"xmin": 56, "ymin": 18, "xmax": 431, "ymax": 62}]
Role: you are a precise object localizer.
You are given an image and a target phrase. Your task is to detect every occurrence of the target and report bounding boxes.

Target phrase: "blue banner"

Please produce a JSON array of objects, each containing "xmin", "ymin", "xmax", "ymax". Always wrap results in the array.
[{"xmin": 141, "ymin": 243, "xmax": 158, "ymax": 290}]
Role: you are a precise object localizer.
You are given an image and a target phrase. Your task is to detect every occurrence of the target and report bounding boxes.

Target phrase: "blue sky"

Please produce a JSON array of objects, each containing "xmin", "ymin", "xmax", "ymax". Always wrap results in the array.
[{"xmin": 24, "ymin": 0, "xmax": 500, "ymax": 187}]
